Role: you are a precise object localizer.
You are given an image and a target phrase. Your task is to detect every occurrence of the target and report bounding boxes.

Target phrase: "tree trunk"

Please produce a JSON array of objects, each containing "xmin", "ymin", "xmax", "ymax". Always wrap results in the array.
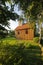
[
  {"xmin": 39, "ymin": 22, "xmax": 43, "ymax": 45},
  {"xmin": 39, "ymin": 23, "xmax": 41, "ymax": 43}
]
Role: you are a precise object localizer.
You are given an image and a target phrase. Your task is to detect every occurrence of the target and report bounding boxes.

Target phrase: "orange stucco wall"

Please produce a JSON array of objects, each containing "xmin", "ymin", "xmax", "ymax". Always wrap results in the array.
[{"xmin": 15, "ymin": 29, "xmax": 34, "ymax": 40}]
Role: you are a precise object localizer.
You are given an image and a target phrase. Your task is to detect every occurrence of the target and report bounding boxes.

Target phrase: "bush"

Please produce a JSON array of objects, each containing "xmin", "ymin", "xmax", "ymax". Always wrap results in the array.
[
  {"xmin": 0, "ymin": 38, "xmax": 43, "ymax": 65},
  {"xmin": 0, "ymin": 41, "xmax": 42, "ymax": 65},
  {"xmin": 33, "ymin": 37, "xmax": 39, "ymax": 43}
]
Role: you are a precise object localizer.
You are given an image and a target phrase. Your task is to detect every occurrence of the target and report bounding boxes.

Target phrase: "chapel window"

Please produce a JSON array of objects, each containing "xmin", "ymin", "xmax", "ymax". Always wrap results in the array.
[
  {"xmin": 18, "ymin": 31, "xmax": 20, "ymax": 34},
  {"xmin": 25, "ymin": 30, "xmax": 28, "ymax": 34}
]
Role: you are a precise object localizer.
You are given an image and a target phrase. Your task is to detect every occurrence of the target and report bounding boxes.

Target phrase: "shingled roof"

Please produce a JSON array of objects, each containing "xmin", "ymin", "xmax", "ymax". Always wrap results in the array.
[{"xmin": 15, "ymin": 23, "xmax": 33, "ymax": 30}]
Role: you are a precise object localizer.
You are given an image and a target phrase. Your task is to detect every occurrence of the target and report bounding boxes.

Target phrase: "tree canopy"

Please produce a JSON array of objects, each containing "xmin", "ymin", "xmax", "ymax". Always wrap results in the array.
[
  {"xmin": 0, "ymin": 0, "xmax": 19, "ymax": 37},
  {"xmin": 0, "ymin": 0, "xmax": 43, "ymax": 26},
  {"xmin": 11, "ymin": 0, "xmax": 43, "ymax": 21}
]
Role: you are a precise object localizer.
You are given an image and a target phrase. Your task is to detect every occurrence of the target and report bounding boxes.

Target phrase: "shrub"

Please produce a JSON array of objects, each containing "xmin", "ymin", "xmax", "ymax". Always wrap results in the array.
[
  {"xmin": 0, "ymin": 39, "xmax": 43, "ymax": 65},
  {"xmin": 33, "ymin": 37, "xmax": 39, "ymax": 43}
]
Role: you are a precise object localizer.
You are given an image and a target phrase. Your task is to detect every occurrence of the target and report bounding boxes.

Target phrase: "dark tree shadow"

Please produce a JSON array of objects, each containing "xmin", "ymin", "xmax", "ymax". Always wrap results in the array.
[{"xmin": 40, "ymin": 38, "xmax": 43, "ymax": 46}]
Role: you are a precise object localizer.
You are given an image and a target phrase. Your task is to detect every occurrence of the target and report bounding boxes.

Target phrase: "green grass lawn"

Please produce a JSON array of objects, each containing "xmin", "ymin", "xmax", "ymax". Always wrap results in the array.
[{"xmin": 0, "ymin": 37, "xmax": 43, "ymax": 65}]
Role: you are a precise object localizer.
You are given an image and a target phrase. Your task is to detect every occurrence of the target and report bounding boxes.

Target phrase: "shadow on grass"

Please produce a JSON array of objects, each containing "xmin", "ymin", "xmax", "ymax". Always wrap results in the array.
[{"xmin": 0, "ymin": 42, "xmax": 43, "ymax": 65}]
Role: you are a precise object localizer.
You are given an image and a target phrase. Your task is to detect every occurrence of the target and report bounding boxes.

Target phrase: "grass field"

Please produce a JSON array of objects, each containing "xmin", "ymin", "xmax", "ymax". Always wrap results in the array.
[{"xmin": 0, "ymin": 37, "xmax": 43, "ymax": 65}]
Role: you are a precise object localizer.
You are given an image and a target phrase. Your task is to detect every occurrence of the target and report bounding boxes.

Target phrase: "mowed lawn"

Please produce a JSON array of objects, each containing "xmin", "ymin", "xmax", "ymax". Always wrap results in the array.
[{"xmin": 0, "ymin": 37, "xmax": 43, "ymax": 65}]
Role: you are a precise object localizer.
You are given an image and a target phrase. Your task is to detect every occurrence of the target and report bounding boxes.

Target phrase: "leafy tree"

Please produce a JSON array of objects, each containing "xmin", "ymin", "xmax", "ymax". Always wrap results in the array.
[
  {"xmin": 0, "ymin": 0, "xmax": 19, "ymax": 38},
  {"xmin": 8, "ymin": 30, "xmax": 15, "ymax": 37}
]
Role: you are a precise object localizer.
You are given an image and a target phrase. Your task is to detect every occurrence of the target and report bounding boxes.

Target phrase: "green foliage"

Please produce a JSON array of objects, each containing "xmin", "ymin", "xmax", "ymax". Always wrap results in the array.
[
  {"xmin": 0, "ymin": 38, "xmax": 43, "ymax": 65},
  {"xmin": 8, "ymin": 30, "xmax": 15, "ymax": 37},
  {"xmin": 0, "ymin": 0, "xmax": 19, "ymax": 38},
  {"xmin": 14, "ymin": 0, "xmax": 43, "ymax": 20},
  {"xmin": 0, "ymin": 40, "xmax": 43, "ymax": 65},
  {"xmin": 33, "ymin": 37, "xmax": 39, "ymax": 43},
  {"xmin": 0, "ymin": 25, "xmax": 8, "ymax": 38},
  {"xmin": 28, "ymin": 44, "xmax": 40, "ymax": 49}
]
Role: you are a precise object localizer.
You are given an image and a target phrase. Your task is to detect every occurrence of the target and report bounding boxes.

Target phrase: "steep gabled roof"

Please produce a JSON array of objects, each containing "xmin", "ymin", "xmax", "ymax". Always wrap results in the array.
[{"xmin": 15, "ymin": 23, "xmax": 33, "ymax": 30}]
